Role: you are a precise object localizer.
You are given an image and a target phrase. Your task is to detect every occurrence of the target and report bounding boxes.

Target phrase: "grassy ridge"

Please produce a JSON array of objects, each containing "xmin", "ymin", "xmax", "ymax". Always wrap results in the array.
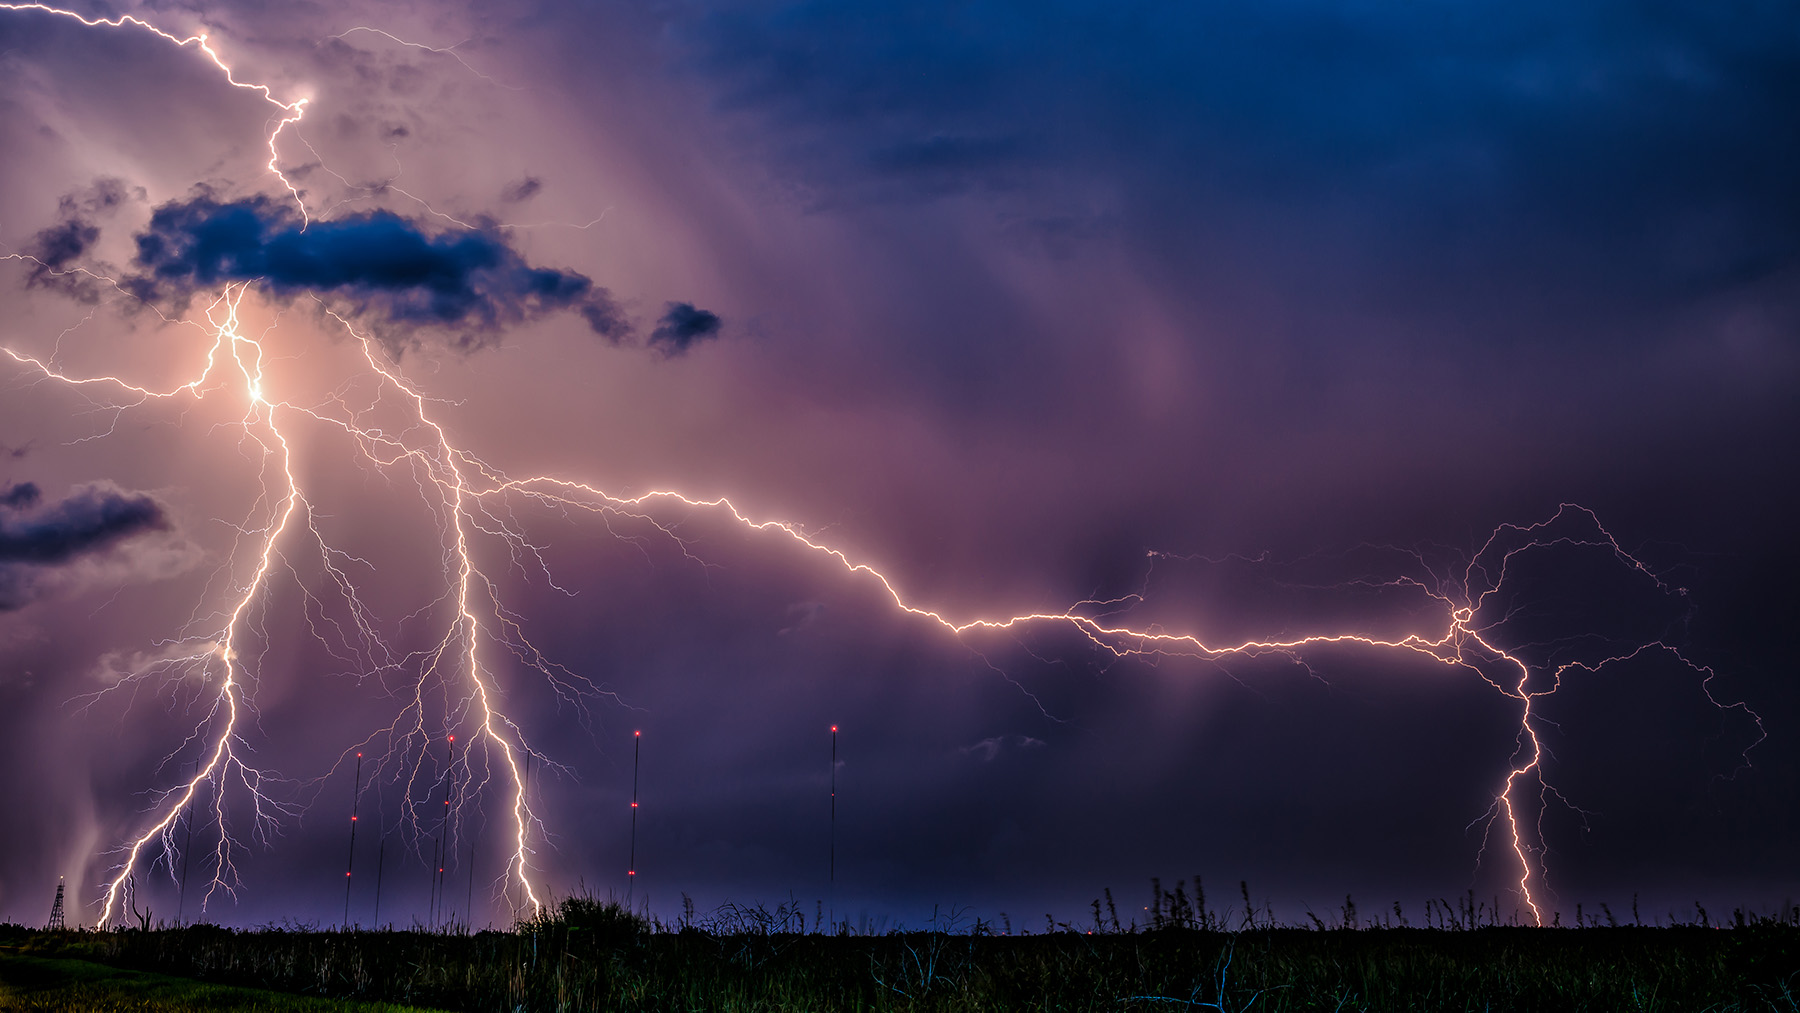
[{"xmin": 4, "ymin": 900, "xmax": 1800, "ymax": 1012}]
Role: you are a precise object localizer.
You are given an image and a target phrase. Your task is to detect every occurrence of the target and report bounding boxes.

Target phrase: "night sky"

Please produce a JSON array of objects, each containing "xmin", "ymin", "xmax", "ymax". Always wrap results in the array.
[{"xmin": 0, "ymin": 0, "xmax": 1795, "ymax": 931}]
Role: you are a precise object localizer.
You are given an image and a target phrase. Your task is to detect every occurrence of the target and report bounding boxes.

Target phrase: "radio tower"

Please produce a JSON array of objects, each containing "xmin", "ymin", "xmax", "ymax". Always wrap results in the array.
[
  {"xmin": 627, "ymin": 730, "xmax": 640, "ymax": 905},
  {"xmin": 829, "ymin": 725, "xmax": 837, "ymax": 888},
  {"xmin": 829, "ymin": 724, "xmax": 837, "ymax": 933},
  {"xmin": 343, "ymin": 751, "xmax": 364, "ymax": 930},
  {"xmin": 47, "ymin": 880, "xmax": 65, "ymax": 931}
]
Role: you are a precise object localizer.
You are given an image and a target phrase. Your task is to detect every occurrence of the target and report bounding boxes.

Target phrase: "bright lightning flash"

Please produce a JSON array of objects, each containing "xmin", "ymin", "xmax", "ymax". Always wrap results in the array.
[{"xmin": 0, "ymin": 4, "xmax": 1765, "ymax": 929}]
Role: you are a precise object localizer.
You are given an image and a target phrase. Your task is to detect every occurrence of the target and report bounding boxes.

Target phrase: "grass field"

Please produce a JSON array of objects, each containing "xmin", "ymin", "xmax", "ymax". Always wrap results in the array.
[
  {"xmin": 0, "ymin": 950, "xmax": 447, "ymax": 1012},
  {"xmin": 4, "ymin": 896, "xmax": 1799, "ymax": 1012}
]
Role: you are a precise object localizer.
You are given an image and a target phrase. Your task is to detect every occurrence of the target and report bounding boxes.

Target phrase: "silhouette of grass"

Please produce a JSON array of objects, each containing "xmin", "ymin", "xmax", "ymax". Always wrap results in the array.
[
  {"xmin": 0, "ymin": 950, "xmax": 445, "ymax": 1012},
  {"xmin": 5, "ymin": 890, "xmax": 1799, "ymax": 1012}
]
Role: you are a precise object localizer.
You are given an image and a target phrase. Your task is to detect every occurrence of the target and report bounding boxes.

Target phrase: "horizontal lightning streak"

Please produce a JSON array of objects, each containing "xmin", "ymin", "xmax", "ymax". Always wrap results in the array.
[{"xmin": 477, "ymin": 481, "xmax": 1760, "ymax": 924}]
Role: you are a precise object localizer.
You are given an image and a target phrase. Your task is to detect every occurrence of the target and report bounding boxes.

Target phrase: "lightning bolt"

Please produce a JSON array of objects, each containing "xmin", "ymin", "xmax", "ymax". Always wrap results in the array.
[
  {"xmin": 0, "ymin": 3, "xmax": 309, "ymax": 221},
  {"xmin": 0, "ymin": 3, "xmax": 551, "ymax": 923},
  {"xmin": 0, "ymin": 5, "xmax": 1764, "ymax": 929}
]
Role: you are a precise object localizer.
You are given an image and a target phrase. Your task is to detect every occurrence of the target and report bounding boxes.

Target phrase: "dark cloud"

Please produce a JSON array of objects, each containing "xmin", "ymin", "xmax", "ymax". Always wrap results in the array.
[
  {"xmin": 0, "ymin": 484, "xmax": 167, "ymax": 566},
  {"xmin": 501, "ymin": 176, "xmax": 543, "ymax": 203},
  {"xmin": 0, "ymin": 483, "xmax": 41, "ymax": 510},
  {"xmin": 682, "ymin": 0, "xmax": 1800, "ymax": 317},
  {"xmin": 21, "ymin": 178, "xmax": 144, "ymax": 301},
  {"xmin": 22, "ymin": 218, "xmax": 103, "ymax": 303},
  {"xmin": 125, "ymin": 194, "xmax": 631, "ymax": 346},
  {"xmin": 25, "ymin": 220, "xmax": 97, "ymax": 272},
  {"xmin": 580, "ymin": 298, "xmax": 633, "ymax": 344},
  {"xmin": 864, "ymin": 133, "xmax": 1031, "ymax": 194},
  {"xmin": 649, "ymin": 301, "xmax": 723, "ymax": 355},
  {"xmin": 0, "ymin": 483, "xmax": 169, "ymax": 612},
  {"xmin": 56, "ymin": 177, "xmax": 140, "ymax": 217}
]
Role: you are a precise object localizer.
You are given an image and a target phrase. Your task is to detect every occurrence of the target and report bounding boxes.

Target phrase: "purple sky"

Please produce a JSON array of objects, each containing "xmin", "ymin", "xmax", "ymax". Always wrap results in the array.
[{"xmin": 0, "ymin": 0, "xmax": 1795, "ymax": 931}]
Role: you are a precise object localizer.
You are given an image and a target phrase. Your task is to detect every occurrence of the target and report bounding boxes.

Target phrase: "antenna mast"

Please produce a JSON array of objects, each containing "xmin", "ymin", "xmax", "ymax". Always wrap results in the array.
[
  {"xmin": 628, "ymin": 730, "xmax": 640, "ymax": 903},
  {"xmin": 47, "ymin": 880, "xmax": 65, "ymax": 931},
  {"xmin": 343, "ymin": 752, "xmax": 363, "ymax": 930}
]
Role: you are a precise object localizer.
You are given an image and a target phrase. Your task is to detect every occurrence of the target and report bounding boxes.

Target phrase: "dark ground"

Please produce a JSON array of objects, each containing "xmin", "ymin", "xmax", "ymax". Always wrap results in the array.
[{"xmin": 4, "ymin": 896, "xmax": 1800, "ymax": 1012}]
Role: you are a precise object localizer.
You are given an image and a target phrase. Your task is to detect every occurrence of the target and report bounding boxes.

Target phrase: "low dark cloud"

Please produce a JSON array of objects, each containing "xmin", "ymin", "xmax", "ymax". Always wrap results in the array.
[
  {"xmin": 649, "ymin": 301, "xmax": 723, "ymax": 355},
  {"xmin": 0, "ymin": 483, "xmax": 169, "ymax": 612},
  {"xmin": 501, "ymin": 176, "xmax": 543, "ymax": 203},
  {"xmin": 0, "ymin": 483, "xmax": 167, "ymax": 566},
  {"xmin": 25, "ymin": 220, "xmax": 97, "ymax": 272},
  {"xmin": 23, "ymin": 219, "xmax": 102, "ymax": 303},
  {"xmin": 21, "ymin": 178, "xmax": 144, "ymax": 302},
  {"xmin": 0, "ymin": 483, "xmax": 41, "ymax": 510},
  {"xmin": 125, "ymin": 194, "xmax": 631, "ymax": 346},
  {"xmin": 580, "ymin": 298, "xmax": 633, "ymax": 344},
  {"xmin": 56, "ymin": 177, "xmax": 140, "ymax": 218},
  {"xmin": 19, "ymin": 184, "xmax": 721, "ymax": 355}
]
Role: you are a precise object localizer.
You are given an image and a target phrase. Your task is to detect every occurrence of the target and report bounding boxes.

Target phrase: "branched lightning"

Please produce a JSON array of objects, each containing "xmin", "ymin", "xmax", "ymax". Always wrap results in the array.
[
  {"xmin": 324, "ymin": 26, "xmax": 519, "ymax": 91},
  {"xmin": 0, "ymin": 4, "xmax": 1765, "ymax": 929},
  {"xmin": 0, "ymin": 3, "xmax": 310, "ymax": 220}
]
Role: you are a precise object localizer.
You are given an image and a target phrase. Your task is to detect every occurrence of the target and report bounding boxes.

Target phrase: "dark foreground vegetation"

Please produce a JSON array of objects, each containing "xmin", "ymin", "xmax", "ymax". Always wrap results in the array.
[
  {"xmin": 0, "ymin": 950, "xmax": 446, "ymax": 1012},
  {"xmin": 5, "ymin": 896, "xmax": 1800, "ymax": 1012}
]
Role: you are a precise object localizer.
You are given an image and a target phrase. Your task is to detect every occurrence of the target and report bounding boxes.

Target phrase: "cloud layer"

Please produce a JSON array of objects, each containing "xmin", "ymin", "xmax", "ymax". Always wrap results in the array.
[
  {"xmin": 0, "ymin": 483, "xmax": 170, "ymax": 611},
  {"xmin": 650, "ymin": 301, "xmax": 723, "ymax": 355},
  {"xmin": 124, "ymin": 194, "xmax": 633, "ymax": 345}
]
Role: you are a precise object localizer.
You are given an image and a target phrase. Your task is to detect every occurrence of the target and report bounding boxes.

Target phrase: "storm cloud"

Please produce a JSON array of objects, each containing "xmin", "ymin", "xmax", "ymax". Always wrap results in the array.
[
  {"xmin": 19, "ymin": 178, "xmax": 143, "ymax": 301},
  {"xmin": 649, "ymin": 301, "xmax": 723, "ymax": 355},
  {"xmin": 22, "ymin": 218, "xmax": 103, "ymax": 303},
  {"xmin": 501, "ymin": 176, "xmax": 544, "ymax": 203},
  {"xmin": 0, "ymin": 483, "xmax": 167, "ymax": 566},
  {"xmin": 0, "ymin": 483, "xmax": 169, "ymax": 611},
  {"xmin": 25, "ymin": 220, "xmax": 98, "ymax": 273},
  {"xmin": 125, "ymin": 194, "xmax": 634, "ymax": 345},
  {"xmin": 0, "ymin": 483, "xmax": 41, "ymax": 510}
]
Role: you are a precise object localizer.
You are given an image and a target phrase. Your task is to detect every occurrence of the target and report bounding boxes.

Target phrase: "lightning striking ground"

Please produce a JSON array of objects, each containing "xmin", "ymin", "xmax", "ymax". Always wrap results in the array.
[{"xmin": 0, "ymin": 4, "xmax": 1765, "ymax": 929}]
